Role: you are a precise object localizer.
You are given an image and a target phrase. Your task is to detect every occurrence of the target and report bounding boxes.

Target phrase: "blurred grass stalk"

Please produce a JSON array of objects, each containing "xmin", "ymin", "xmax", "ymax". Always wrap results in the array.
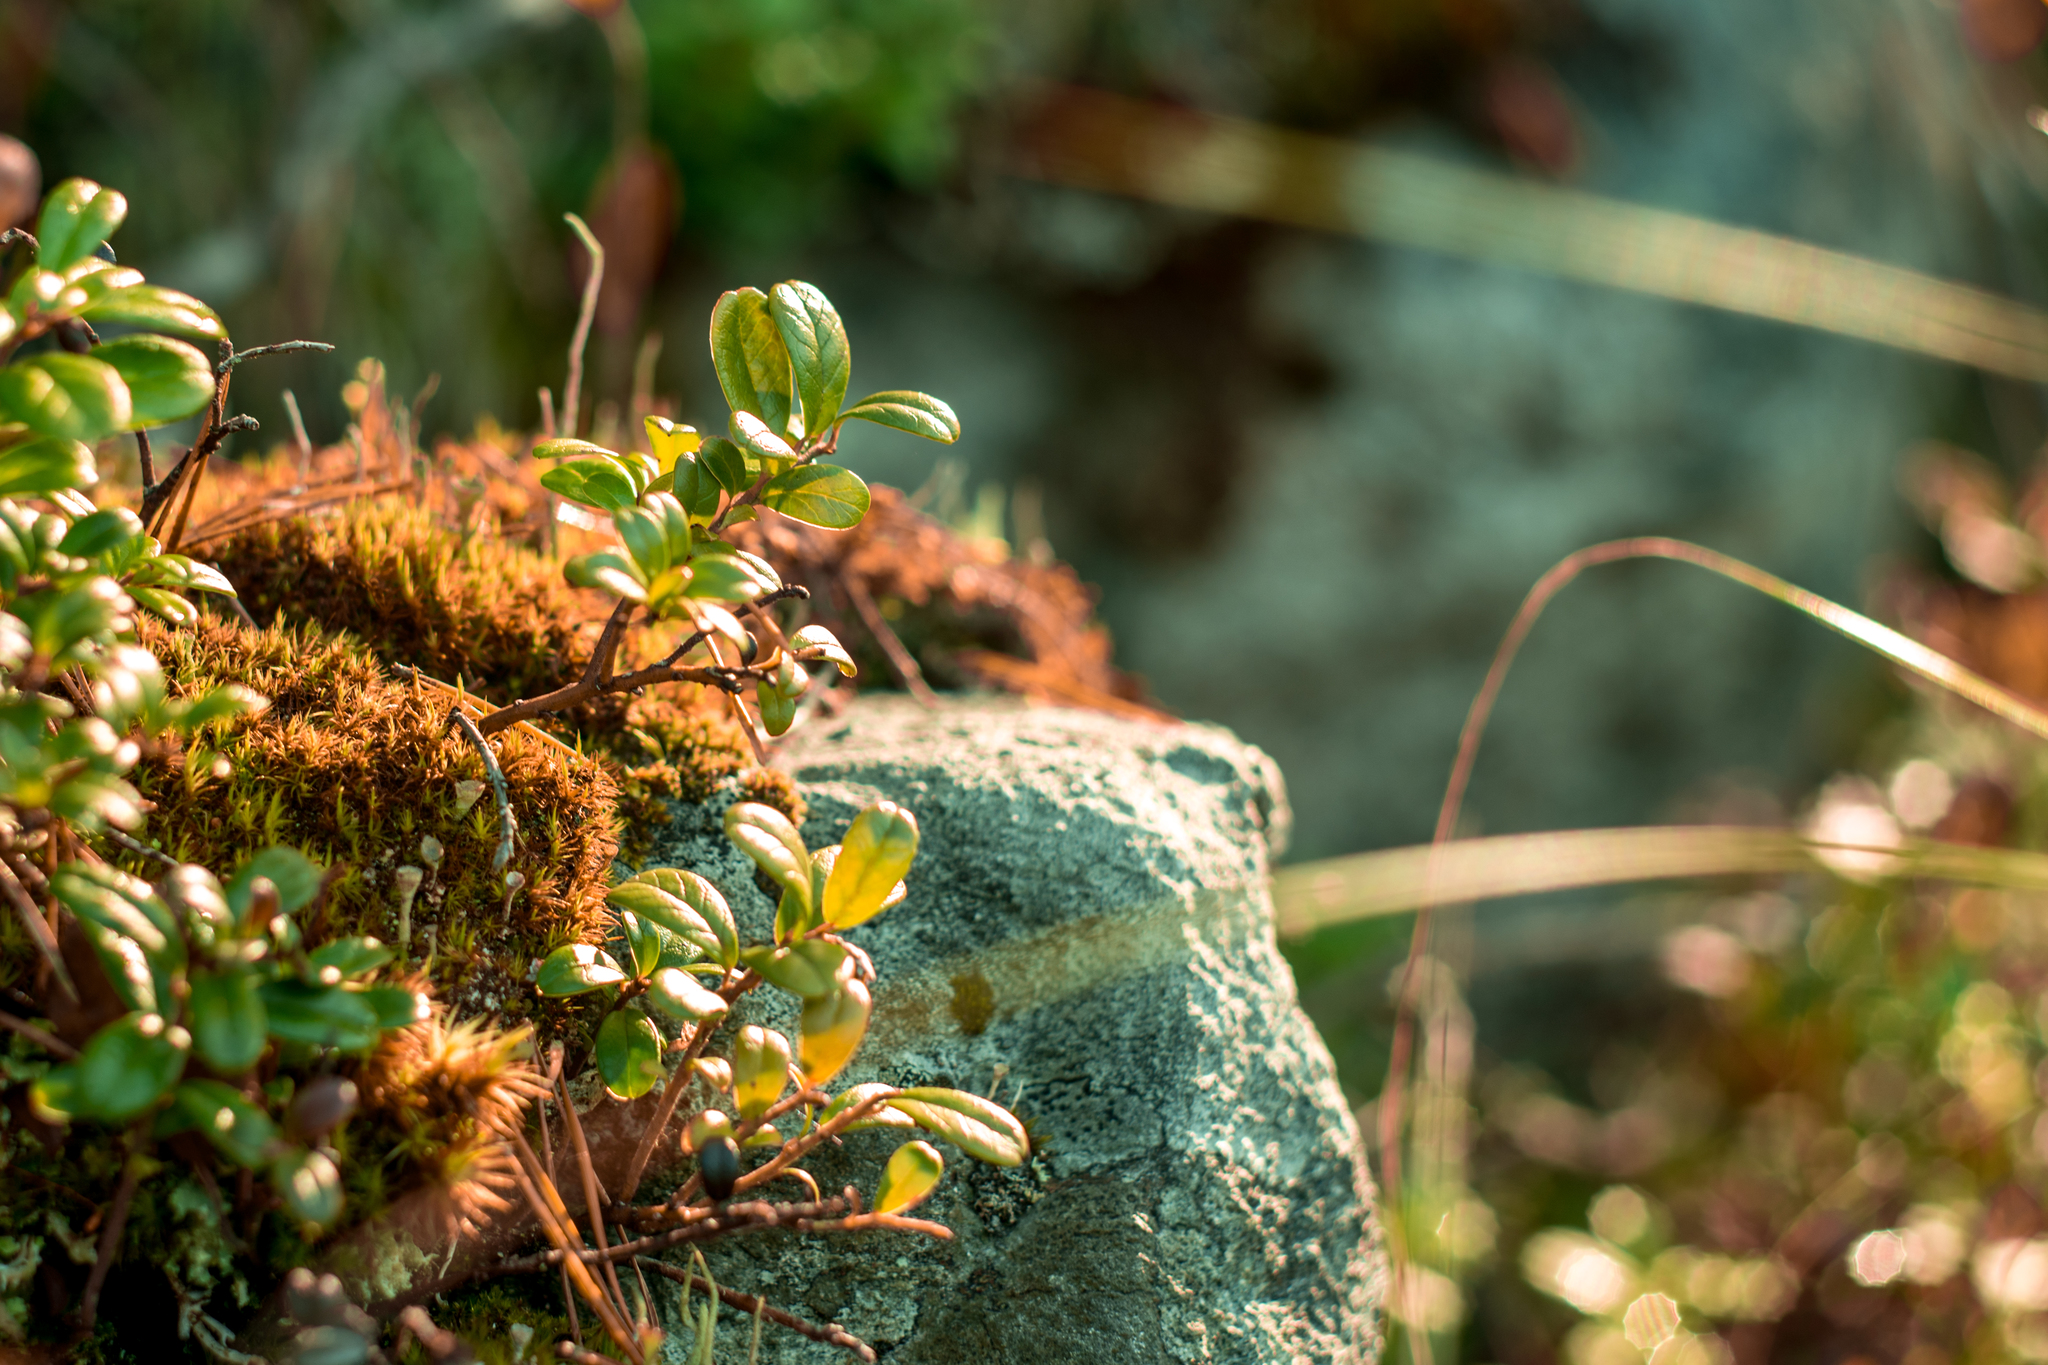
[
  {"xmin": 1273, "ymin": 824, "xmax": 2048, "ymax": 937},
  {"xmin": 1013, "ymin": 86, "xmax": 2048, "ymax": 383}
]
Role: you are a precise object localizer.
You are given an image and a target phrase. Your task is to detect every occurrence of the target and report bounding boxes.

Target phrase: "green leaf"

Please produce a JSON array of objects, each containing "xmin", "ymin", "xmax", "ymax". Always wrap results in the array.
[
  {"xmin": 94, "ymin": 335, "xmax": 214, "ymax": 428},
  {"xmin": 798, "ymin": 977, "xmax": 870, "ymax": 1087},
  {"xmin": 615, "ymin": 908, "xmax": 662, "ymax": 980},
  {"xmin": 188, "ymin": 970, "xmax": 269, "ymax": 1074},
  {"xmin": 757, "ymin": 677, "xmax": 796, "ymax": 738},
  {"xmin": 823, "ymin": 802, "xmax": 919, "ymax": 929},
  {"xmin": 731, "ymin": 1025, "xmax": 791, "ymax": 1120},
  {"xmin": 168, "ymin": 1079, "xmax": 277, "ymax": 1167},
  {"xmin": 622, "ymin": 868, "xmax": 737, "ymax": 969},
  {"xmin": 684, "ymin": 552, "xmax": 775, "ymax": 605},
  {"xmin": 740, "ymin": 940, "xmax": 848, "ymax": 1000},
  {"xmin": 359, "ymin": 985, "xmax": 428, "ymax": 1030},
  {"xmin": 0, "ymin": 353, "xmax": 132, "ymax": 442},
  {"xmin": 307, "ymin": 937, "xmax": 395, "ymax": 982},
  {"xmin": 729, "ymin": 410, "xmax": 797, "ymax": 473},
  {"xmin": 57, "ymin": 507, "xmax": 140, "ymax": 559},
  {"xmin": 535, "ymin": 942, "xmax": 627, "ymax": 997},
  {"xmin": 565, "ymin": 550, "xmax": 649, "ymax": 603},
  {"xmin": 226, "ymin": 848, "xmax": 324, "ymax": 920},
  {"xmin": 532, "ymin": 437, "xmax": 620, "ymax": 461},
  {"xmin": 696, "ymin": 436, "xmax": 749, "ymax": 495},
  {"xmin": 0, "ymin": 436, "xmax": 95, "ymax": 498},
  {"xmin": 35, "ymin": 179, "xmax": 128, "ymax": 272},
  {"xmin": 71, "ymin": 1012, "xmax": 189, "ymax": 1120},
  {"xmin": 75, "ymin": 282, "xmax": 225, "ymax": 342},
  {"xmin": 723, "ymin": 802, "xmax": 811, "ymax": 925},
  {"xmin": 889, "ymin": 1087, "xmax": 1029, "ymax": 1166},
  {"xmin": 874, "ymin": 1139, "xmax": 944, "ymax": 1214},
  {"xmin": 595, "ymin": 1009, "xmax": 664, "ymax": 1101},
  {"xmin": 672, "ymin": 455, "xmax": 723, "ymax": 522},
  {"xmin": 645, "ymin": 967, "xmax": 729, "ymax": 1024},
  {"xmin": 709, "ymin": 287, "xmax": 795, "ymax": 437},
  {"xmin": 258, "ymin": 980, "xmax": 381, "ymax": 1050},
  {"xmin": 790, "ymin": 624, "xmax": 856, "ymax": 677},
  {"xmin": 272, "ymin": 1147, "xmax": 344, "ymax": 1229},
  {"xmin": 158, "ymin": 864, "xmax": 233, "ymax": 943},
  {"xmin": 838, "ymin": 391, "xmax": 960, "ymax": 443},
  {"xmin": 769, "ymin": 281, "xmax": 850, "ymax": 435},
  {"xmin": 541, "ymin": 457, "xmax": 639, "ymax": 513},
  {"xmin": 762, "ymin": 464, "xmax": 870, "ymax": 530},
  {"xmin": 53, "ymin": 864, "xmax": 183, "ymax": 1011},
  {"xmin": 644, "ymin": 417, "xmax": 701, "ymax": 476},
  {"xmin": 819, "ymin": 1082, "xmax": 915, "ymax": 1134}
]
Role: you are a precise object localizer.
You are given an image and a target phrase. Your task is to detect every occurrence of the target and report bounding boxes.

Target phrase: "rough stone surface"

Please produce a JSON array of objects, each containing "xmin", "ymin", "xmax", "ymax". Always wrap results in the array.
[{"xmin": 639, "ymin": 695, "xmax": 1384, "ymax": 1363}]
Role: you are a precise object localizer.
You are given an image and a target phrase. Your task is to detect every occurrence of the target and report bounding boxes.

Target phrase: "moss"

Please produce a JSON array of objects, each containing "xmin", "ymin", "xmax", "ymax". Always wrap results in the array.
[
  {"xmin": 389, "ymin": 1278, "xmax": 569, "ymax": 1365},
  {"xmin": 129, "ymin": 613, "xmax": 617, "ymax": 1021}
]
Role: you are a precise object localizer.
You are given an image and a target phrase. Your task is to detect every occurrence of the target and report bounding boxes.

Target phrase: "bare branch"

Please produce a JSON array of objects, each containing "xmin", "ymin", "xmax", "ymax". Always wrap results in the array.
[{"xmin": 561, "ymin": 213, "xmax": 604, "ymax": 440}]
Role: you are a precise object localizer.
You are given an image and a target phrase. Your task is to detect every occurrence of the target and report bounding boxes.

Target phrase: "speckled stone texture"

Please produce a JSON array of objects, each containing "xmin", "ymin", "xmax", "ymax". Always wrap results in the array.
[{"xmin": 639, "ymin": 695, "xmax": 1384, "ymax": 1363}]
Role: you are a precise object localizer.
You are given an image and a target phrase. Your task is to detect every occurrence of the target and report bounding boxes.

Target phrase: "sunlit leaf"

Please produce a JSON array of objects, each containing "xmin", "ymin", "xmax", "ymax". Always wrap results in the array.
[
  {"xmin": 724, "ymin": 802, "xmax": 810, "ymax": 926},
  {"xmin": 762, "ymin": 464, "xmax": 869, "ymax": 529},
  {"xmin": 646, "ymin": 967, "xmax": 729, "ymax": 1024},
  {"xmin": 0, "ymin": 436, "xmax": 95, "ymax": 498},
  {"xmin": 740, "ymin": 939, "xmax": 848, "ymax": 1000},
  {"xmin": 76, "ymin": 282, "xmax": 226, "ymax": 342},
  {"xmin": 69, "ymin": 1011, "xmax": 189, "ymax": 1120},
  {"xmin": 541, "ymin": 457, "xmax": 639, "ymax": 513},
  {"xmin": 731, "ymin": 1024, "xmax": 791, "ymax": 1120},
  {"xmin": 225, "ymin": 847, "xmax": 323, "ymax": 919},
  {"xmin": 798, "ymin": 977, "xmax": 870, "ymax": 1087},
  {"xmin": 94, "ymin": 335, "xmax": 214, "ymax": 427},
  {"xmin": 565, "ymin": 550, "xmax": 649, "ymax": 603},
  {"xmin": 696, "ymin": 436, "xmax": 749, "ymax": 496},
  {"xmin": 535, "ymin": 942, "xmax": 627, "ymax": 997},
  {"xmin": 837, "ymin": 390, "xmax": 959, "ymax": 443},
  {"xmin": 596, "ymin": 1008, "xmax": 664, "ymax": 1100},
  {"xmin": 35, "ymin": 179, "xmax": 128, "ymax": 272},
  {"xmin": 823, "ymin": 802, "xmax": 919, "ymax": 929},
  {"xmin": 791, "ymin": 624, "xmax": 857, "ymax": 677},
  {"xmin": 0, "ymin": 353, "xmax": 131, "ymax": 443},
  {"xmin": 271, "ymin": 1147, "xmax": 344, "ymax": 1229},
  {"xmin": 188, "ymin": 969, "xmax": 268, "ymax": 1073},
  {"xmin": 770, "ymin": 280, "xmax": 851, "ymax": 434},
  {"xmin": 889, "ymin": 1087, "xmax": 1029, "ymax": 1166},
  {"xmin": 874, "ymin": 1139, "xmax": 944, "ymax": 1214},
  {"xmin": 710, "ymin": 287, "xmax": 795, "ymax": 436},
  {"xmin": 623, "ymin": 868, "xmax": 737, "ymax": 969}
]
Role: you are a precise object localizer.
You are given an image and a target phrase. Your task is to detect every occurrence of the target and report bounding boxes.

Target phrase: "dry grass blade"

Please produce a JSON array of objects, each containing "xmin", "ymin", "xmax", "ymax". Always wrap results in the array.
[{"xmin": 1273, "ymin": 826, "xmax": 2048, "ymax": 936}]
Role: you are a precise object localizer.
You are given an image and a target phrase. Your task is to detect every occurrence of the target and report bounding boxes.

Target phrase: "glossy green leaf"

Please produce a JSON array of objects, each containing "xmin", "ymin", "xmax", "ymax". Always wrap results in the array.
[
  {"xmin": 769, "ymin": 281, "xmax": 851, "ymax": 434},
  {"xmin": 226, "ymin": 847, "xmax": 324, "ymax": 919},
  {"xmin": 790, "ymin": 624, "xmax": 857, "ymax": 677},
  {"xmin": 359, "ymin": 984, "xmax": 428, "ymax": 1030},
  {"xmin": 762, "ymin": 464, "xmax": 870, "ymax": 530},
  {"xmin": 740, "ymin": 939, "xmax": 848, "ymax": 1000},
  {"xmin": 682, "ymin": 552, "xmax": 774, "ymax": 605},
  {"xmin": 646, "ymin": 967, "xmax": 729, "ymax": 1024},
  {"xmin": 723, "ymin": 802, "xmax": 811, "ymax": 923},
  {"xmin": 157, "ymin": 863, "xmax": 233, "ymax": 944},
  {"xmin": 169, "ymin": 1079, "xmax": 277, "ymax": 1166},
  {"xmin": 709, "ymin": 287, "xmax": 795, "ymax": 436},
  {"xmin": 757, "ymin": 677, "xmax": 796, "ymax": 737},
  {"xmin": 838, "ymin": 391, "xmax": 960, "ymax": 443},
  {"xmin": 0, "ymin": 436, "xmax": 95, "ymax": 498},
  {"xmin": 644, "ymin": 416, "xmax": 701, "ymax": 476},
  {"xmin": 188, "ymin": 969, "xmax": 269, "ymax": 1074},
  {"xmin": 823, "ymin": 801, "xmax": 920, "ymax": 929},
  {"xmin": 798, "ymin": 977, "xmax": 870, "ymax": 1087},
  {"xmin": 540, "ymin": 457, "xmax": 639, "ymax": 513},
  {"xmin": 622, "ymin": 868, "xmax": 737, "ymax": 969},
  {"xmin": 696, "ymin": 436, "xmax": 749, "ymax": 495},
  {"xmin": 874, "ymin": 1139, "xmax": 944, "ymax": 1214},
  {"xmin": 819, "ymin": 1082, "xmax": 914, "ymax": 1134},
  {"xmin": 71, "ymin": 1011, "xmax": 189, "ymax": 1120},
  {"xmin": 535, "ymin": 942, "xmax": 627, "ymax": 997},
  {"xmin": 0, "ymin": 353, "xmax": 131, "ymax": 442},
  {"xmin": 671, "ymin": 454, "xmax": 723, "ymax": 521},
  {"xmin": 57, "ymin": 507, "xmax": 142, "ymax": 559},
  {"xmin": 35, "ymin": 179, "xmax": 128, "ymax": 272},
  {"xmin": 595, "ymin": 1008, "xmax": 664, "ymax": 1100},
  {"xmin": 307, "ymin": 937, "xmax": 395, "ymax": 982},
  {"xmin": 889, "ymin": 1087, "xmax": 1029, "ymax": 1166},
  {"xmin": 54, "ymin": 864, "xmax": 183, "ymax": 1011},
  {"xmin": 729, "ymin": 410, "xmax": 797, "ymax": 472},
  {"xmin": 258, "ymin": 980, "xmax": 381, "ymax": 1050},
  {"xmin": 615, "ymin": 908, "xmax": 662, "ymax": 980},
  {"xmin": 731, "ymin": 1024, "xmax": 791, "ymax": 1120},
  {"xmin": 272, "ymin": 1147, "xmax": 344, "ymax": 1229},
  {"xmin": 75, "ymin": 282, "xmax": 226, "ymax": 342},
  {"xmin": 564, "ymin": 550, "xmax": 649, "ymax": 603},
  {"xmin": 94, "ymin": 335, "xmax": 214, "ymax": 428}
]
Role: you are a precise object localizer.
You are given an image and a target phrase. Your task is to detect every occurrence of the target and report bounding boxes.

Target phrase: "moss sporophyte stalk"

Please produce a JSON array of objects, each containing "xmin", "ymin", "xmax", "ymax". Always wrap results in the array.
[{"xmin": 0, "ymin": 180, "xmax": 1025, "ymax": 1363}]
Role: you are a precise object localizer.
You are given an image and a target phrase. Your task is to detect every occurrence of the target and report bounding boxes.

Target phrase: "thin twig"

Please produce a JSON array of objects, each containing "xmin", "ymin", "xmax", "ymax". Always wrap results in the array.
[
  {"xmin": 635, "ymin": 1259, "xmax": 877, "ymax": 1362},
  {"xmin": 80, "ymin": 1138, "xmax": 145, "ymax": 1330},
  {"xmin": 0, "ymin": 1009, "xmax": 77, "ymax": 1059},
  {"xmin": 281, "ymin": 389, "xmax": 312, "ymax": 484},
  {"xmin": 99, "ymin": 826, "xmax": 178, "ymax": 869},
  {"xmin": 0, "ymin": 857, "xmax": 74, "ymax": 1003},
  {"xmin": 218, "ymin": 339, "xmax": 335, "ymax": 372},
  {"xmin": 842, "ymin": 574, "xmax": 936, "ymax": 706},
  {"xmin": 134, "ymin": 428, "xmax": 154, "ymax": 488},
  {"xmin": 561, "ymin": 213, "xmax": 604, "ymax": 441},
  {"xmin": 556, "ymin": 1074, "xmax": 633, "ymax": 1324},
  {"xmin": 446, "ymin": 706, "xmax": 517, "ymax": 874}
]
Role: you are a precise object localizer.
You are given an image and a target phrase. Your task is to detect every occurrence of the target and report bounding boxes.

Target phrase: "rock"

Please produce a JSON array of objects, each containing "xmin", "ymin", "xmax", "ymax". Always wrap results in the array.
[{"xmin": 639, "ymin": 695, "xmax": 1385, "ymax": 1363}]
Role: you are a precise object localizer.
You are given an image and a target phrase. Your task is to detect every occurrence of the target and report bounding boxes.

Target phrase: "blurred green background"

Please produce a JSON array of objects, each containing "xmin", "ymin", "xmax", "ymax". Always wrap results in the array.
[{"xmin": 17, "ymin": 2, "xmax": 2048, "ymax": 1359}]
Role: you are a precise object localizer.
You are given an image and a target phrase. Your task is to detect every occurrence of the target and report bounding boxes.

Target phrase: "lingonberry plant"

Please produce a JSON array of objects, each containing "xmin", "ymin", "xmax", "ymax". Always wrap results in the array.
[{"xmin": 476, "ymin": 278, "xmax": 958, "ymax": 746}]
